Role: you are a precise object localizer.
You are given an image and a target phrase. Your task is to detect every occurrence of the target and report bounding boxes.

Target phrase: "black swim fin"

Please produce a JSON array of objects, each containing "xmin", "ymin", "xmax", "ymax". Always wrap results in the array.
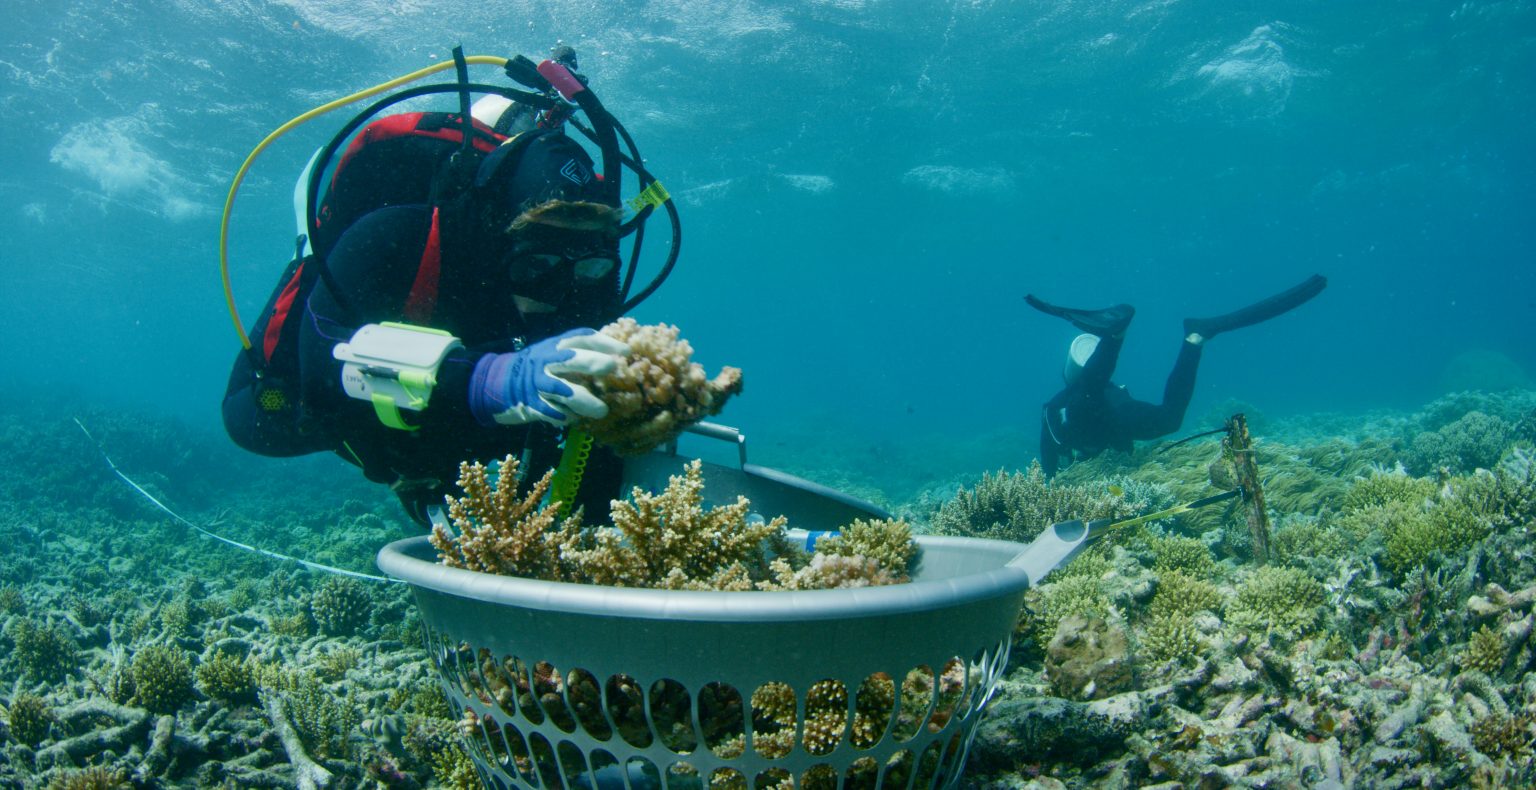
[
  {"xmin": 1025, "ymin": 295, "xmax": 1135, "ymax": 337},
  {"xmin": 1183, "ymin": 274, "xmax": 1327, "ymax": 340}
]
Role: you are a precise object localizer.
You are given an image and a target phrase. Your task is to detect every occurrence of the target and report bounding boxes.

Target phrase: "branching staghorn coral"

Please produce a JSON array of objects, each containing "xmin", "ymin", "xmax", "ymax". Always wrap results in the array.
[
  {"xmin": 931, "ymin": 461, "xmax": 1143, "ymax": 543},
  {"xmin": 258, "ymin": 665, "xmax": 360, "ymax": 761},
  {"xmin": 433, "ymin": 456, "xmax": 918, "ymax": 592},
  {"xmin": 1269, "ymin": 515, "xmax": 1352, "ymax": 567},
  {"xmin": 430, "ymin": 456, "xmax": 586, "ymax": 582},
  {"xmin": 2, "ymin": 692, "xmax": 55, "ymax": 747},
  {"xmin": 1344, "ymin": 471, "xmax": 1437, "ymax": 512},
  {"xmin": 42, "ymin": 766, "xmax": 130, "ymax": 789},
  {"xmin": 1227, "ymin": 566, "xmax": 1326, "ymax": 641},
  {"xmin": 759, "ymin": 553, "xmax": 901, "ymax": 591},
  {"xmin": 1148, "ymin": 570, "xmax": 1222, "ymax": 620},
  {"xmin": 1460, "ymin": 624, "xmax": 1506, "ymax": 674},
  {"xmin": 197, "ymin": 651, "xmax": 259, "ymax": 704},
  {"xmin": 129, "ymin": 643, "xmax": 195, "ymax": 715},
  {"xmin": 1147, "ymin": 536, "xmax": 1216, "ymax": 576},
  {"xmin": 1023, "ymin": 574, "xmax": 1112, "ymax": 648},
  {"xmin": 756, "ymin": 517, "xmax": 920, "ymax": 590},
  {"xmin": 310, "ymin": 577, "xmax": 372, "ymax": 636},
  {"xmin": 571, "ymin": 319, "xmax": 744, "ymax": 456},
  {"xmin": 569, "ymin": 459, "xmax": 783, "ymax": 589},
  {"xmin": 6, "ymin": 617, "xmax": 80, "ymax": 683},
  {"xmin": 1470, "ymin": 712, "xmax": 1536, "ymax": 760},
  {"xmin": 1139, "ymin": 570, "xmax": 1220, "ymax": 666},
  {"xmin": 811, "ymin": 518, "xmax": 920, "ymax": 579},
  {"xmin": 1374, "ymin": 477, "xmax": 1496, "ymax": 575},
  {"xmin": 1142, "ymin": 612, "xmax": 1204, "ymax": 665},
  {"xmin": 1405, "ymin": 410, "xmax": 1515, "ymax": 475}
]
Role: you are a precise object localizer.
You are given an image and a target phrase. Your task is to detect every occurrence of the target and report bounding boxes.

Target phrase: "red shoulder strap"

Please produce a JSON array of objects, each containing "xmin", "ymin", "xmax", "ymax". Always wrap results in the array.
[
  {"xmin": 263, "ymin": 260, "xmax": 306, "ymax": 362},
  {"xmin": 403, "ymin": 207, "xmax": 443, "ymax": 322}
]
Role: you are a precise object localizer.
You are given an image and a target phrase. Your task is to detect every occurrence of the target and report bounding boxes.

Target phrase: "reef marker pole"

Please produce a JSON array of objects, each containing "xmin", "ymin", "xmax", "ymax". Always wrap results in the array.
[{"xmin": 1224, "ymin": 413, "xmax": 1271, "ymax": 564}]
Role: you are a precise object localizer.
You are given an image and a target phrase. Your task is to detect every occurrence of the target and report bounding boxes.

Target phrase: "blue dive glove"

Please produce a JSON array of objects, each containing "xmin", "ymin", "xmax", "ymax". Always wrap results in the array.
[{"xmin": 469, "ymin": 328, "xmax": 631, "ymax": 427}]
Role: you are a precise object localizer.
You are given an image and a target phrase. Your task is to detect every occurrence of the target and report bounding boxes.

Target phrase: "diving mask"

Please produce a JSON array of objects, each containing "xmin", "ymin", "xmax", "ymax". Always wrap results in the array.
[{"xmin": 509, "ymin": 245, "xmax": 619, "ymax": 284}]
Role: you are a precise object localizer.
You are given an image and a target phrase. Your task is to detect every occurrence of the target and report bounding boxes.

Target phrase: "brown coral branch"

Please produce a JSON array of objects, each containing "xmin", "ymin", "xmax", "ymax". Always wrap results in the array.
[
  {"xmin": 571, "ymin": 319, "xmax": 744, "ymax": 456},
  {"xmin": 430, "ymin": 455, "xmax": 584, "ymax": 581},
  {"xmin": 568, "ymin": 459, "xmax": 784, "ymax": 588}
]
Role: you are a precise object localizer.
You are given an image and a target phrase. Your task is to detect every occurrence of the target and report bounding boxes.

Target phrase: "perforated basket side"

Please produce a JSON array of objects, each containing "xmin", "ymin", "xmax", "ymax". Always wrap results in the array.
[{"xmin": 382, "ymin": 534, "xmax": 1031, "ymax": 789}]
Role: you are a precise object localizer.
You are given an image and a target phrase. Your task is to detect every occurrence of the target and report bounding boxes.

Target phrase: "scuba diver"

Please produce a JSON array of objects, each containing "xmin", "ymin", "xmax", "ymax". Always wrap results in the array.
[
  {"xmin": 1026, "ymin": 274, "xmax": 1327, "ymax": 477},
  {"xmin": 220, "ymin": 46, "xmax": 679, "ymax": 524}
]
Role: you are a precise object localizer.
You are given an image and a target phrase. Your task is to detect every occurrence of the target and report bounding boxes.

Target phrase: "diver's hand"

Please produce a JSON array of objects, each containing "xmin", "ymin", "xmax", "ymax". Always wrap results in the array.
[{"xmin": 469, "ymin": 329, "xmax": 630, "ymax": 427}]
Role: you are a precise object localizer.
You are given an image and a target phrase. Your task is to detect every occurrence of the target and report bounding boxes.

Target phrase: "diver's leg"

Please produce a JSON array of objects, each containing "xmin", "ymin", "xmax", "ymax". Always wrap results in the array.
[{"xmin": 1124, "ymin": 340, "xmax": 1203, "ymax": 440}]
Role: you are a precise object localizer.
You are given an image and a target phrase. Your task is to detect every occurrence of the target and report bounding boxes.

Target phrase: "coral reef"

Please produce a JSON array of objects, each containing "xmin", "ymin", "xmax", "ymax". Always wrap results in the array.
[
  {"xmin": 1045, "ymin": 614, "xmax": 1135, "ymax": 700},
  {"xmin": 7, "ymin": 380, "xmax": 1536, "ymax": 789},
  {"xmin": 129, "ymin": 644, "xmax": 195, "ymax": 715},
  {"xmin": 2, "ymin": 691, "xmax": 55, "ymax": 746},
  {"xmin": 1405, "ymin": 410, "xmax": 1516, "ymax": 474},
  {"xmin": 570, "ymin": 318, "xmax": 744, "ymax": 456},
  {"xmin": 195, "ymin": 651, "xmax": 258, "ymax": 704},
  {"xmin": 309, "ymin": 577, "xmax": 373, "ymax": 636},
  {"xmin": 5, "ymin": 618, "xmax": 80, "ymax": 683},
  {"xmin": 1226, "ymin": 565, "xmax": 1326, "ymax": 641},
  {"xmin": 930, "ymin": 461, "xmax": 1143, "ymax": 543}
]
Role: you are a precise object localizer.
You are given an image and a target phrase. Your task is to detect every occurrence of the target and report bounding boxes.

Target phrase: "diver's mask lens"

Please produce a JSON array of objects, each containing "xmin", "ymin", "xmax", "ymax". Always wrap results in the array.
[{"xmin": 508, "ymin": 249, "xmax": 618, "ymax": 284}]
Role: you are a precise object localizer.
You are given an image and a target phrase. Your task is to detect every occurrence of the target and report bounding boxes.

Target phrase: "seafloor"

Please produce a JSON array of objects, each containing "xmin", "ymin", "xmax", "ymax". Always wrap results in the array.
[{"xmin": 2, "ymin": 387, "xmax": 1534, "ymax": 789}]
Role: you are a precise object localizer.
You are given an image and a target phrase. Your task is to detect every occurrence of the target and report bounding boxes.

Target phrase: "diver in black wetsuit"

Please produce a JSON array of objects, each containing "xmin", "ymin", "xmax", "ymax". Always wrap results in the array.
[
  {"xmin": 1027, "ymin": 274, "xmax": 1327, "ymax": 477},
  {"xmin": 222, "ymin": 54, "xmax": 651, "ymax": 525}
]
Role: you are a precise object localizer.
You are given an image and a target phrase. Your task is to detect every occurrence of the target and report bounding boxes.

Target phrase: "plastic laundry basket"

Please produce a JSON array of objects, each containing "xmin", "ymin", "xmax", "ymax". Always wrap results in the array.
[{"xmin": 377, "ymin": 424, "xmax": 1037, "ymax": 790}]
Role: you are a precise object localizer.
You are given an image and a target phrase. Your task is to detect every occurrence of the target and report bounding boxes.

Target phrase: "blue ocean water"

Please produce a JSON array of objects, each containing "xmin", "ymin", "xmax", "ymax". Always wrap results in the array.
[{"xmin": 1, "ymin": 0, "xmax": 1532, "ymax": 481}]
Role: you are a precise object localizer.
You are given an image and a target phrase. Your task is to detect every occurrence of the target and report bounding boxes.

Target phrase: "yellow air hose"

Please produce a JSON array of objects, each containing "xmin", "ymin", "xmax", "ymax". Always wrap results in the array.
[{"xmin": 218, "ymin": 55, "xmax": 510, "ymax": 349}]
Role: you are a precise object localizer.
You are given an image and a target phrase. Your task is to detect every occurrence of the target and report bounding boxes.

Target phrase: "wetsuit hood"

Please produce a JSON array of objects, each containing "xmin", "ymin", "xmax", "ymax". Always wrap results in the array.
[{"xmin": 475, "ymin": 132, "xmax": 611, "ymax": 229}]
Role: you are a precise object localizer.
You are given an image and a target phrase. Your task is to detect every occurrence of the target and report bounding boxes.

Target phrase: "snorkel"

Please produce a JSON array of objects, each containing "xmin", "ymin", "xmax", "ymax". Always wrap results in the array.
[{"xmin": 219, "ymin": 47, "xmax": 680, "ymax": 348}]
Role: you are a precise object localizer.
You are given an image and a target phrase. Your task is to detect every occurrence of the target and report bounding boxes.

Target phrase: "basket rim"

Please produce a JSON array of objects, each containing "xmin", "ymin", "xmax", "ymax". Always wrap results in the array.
[{"xmin": 377, "ymin": 533, "xmax": 1032, "ymax": 623}]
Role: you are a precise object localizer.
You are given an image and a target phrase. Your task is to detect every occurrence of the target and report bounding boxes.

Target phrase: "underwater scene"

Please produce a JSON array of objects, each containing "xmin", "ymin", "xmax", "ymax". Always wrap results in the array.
[{"xmin": 2, "ymin": 1, "xmax": 1534, "ymax": 789}]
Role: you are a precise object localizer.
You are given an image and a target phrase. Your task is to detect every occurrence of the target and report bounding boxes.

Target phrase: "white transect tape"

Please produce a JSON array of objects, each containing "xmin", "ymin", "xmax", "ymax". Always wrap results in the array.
[{"xmin": 75, "ymin": 418, "xmax": 399, "ymax": 584}]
